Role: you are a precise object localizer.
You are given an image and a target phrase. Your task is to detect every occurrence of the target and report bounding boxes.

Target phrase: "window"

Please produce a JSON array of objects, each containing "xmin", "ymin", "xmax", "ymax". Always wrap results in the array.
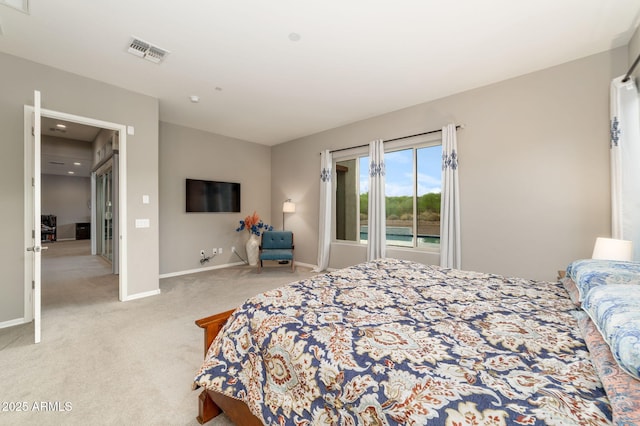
[{"xmin": 334, "ymin": 139, "xmax": 442, "ymax": 250}]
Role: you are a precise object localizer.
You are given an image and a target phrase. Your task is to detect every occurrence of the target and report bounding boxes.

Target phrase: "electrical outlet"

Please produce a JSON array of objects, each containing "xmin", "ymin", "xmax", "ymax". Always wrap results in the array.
[
  {"xmin": 218, "ymin": 247, "xmax": 223, "ymax": 254},
  {"xmin": 200, "ymin": 249, "xmax": 205, "ymax": 257},
  {"xmin": 212, "ymin": 248, "xmax": 217, "ymax": 255}
]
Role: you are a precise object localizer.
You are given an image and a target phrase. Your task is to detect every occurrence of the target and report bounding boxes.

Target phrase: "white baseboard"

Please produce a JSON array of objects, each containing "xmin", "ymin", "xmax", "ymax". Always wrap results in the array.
[
  {"xmin": 121, "ymin": 289, "xmax": 161, "ymax": 302},
  {"xmin": 159, "ymin": 261, "xmax": 247, "ymax": 279},
  {"xmin": 159, "ymin": 261, "xmax": 320, "ymax": 280},
  {"xmin": 0, "ymin": 317, "xmax": 27, "ymax": 329},
  {"xmin": 295, "ymin": 261, "xmax": 317, "ymax": 270}
]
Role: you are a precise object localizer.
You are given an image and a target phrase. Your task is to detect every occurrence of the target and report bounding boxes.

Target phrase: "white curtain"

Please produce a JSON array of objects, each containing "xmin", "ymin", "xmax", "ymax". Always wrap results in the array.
[
  {"xmin": 440, "ymin": 123, "xmax": 461, "ymax": 269},
  {"xmin": 313, "ymin": 149, "xmax": 333, "ymax": 272},
  {"xmin": 367, "ymin": 139, "xmax": 386, "ymax": 261},
  {"xmin": 610, "ymin": 76, "xmax": 640, "ymax": 261}
]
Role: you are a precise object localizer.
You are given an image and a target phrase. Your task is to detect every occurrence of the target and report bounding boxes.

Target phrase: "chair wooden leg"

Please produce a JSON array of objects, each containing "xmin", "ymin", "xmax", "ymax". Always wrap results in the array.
[
  {"xmin": 258, "ymin": 260, "xmax": 262, "ymax": 273},
  {"xmin": 291, "ymin": 259, "xmax": 295, "ymax": 272}
]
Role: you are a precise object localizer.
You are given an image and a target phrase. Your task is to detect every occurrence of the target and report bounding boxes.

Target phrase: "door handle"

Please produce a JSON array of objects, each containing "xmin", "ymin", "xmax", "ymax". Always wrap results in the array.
[{"xmin": 26, "ymin": 246, "xmax": 46, "ymax": 252}]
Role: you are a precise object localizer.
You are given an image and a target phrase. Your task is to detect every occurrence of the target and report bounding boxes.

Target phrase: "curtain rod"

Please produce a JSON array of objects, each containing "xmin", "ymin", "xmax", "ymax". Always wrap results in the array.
[
  {"xmin": 623, "ymin": 51, "xmax": 640, "ymax": 83},
  {"xmin": 327, "ymin": 124, "xmax": 464, "ymax": 155}
]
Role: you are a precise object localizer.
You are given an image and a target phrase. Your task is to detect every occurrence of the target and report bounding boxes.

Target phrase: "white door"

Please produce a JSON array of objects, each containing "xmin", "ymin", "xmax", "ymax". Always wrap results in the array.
[{"xmin": 25, "ymin": 90, "xmax": 43, "ymax": 344}]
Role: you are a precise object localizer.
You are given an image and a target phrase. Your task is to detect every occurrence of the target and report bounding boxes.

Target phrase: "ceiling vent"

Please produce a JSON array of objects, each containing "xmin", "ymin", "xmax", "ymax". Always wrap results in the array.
[{"xmin": 127, "ymin": 37, "xmax": 169, "ymax": 64}]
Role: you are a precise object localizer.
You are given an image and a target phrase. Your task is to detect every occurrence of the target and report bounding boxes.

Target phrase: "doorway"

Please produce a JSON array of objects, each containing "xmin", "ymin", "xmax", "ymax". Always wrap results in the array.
[
  {"xmin": 24, "ymin": 104, "xmax": 129, "ymax": 342},
  {"xmin": 40, "ymin": 117, "xmax": 119, "ymax": 271}
]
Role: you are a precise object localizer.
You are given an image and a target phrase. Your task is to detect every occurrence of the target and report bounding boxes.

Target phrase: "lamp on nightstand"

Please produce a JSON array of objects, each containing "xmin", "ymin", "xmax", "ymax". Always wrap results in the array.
[{"xmin": 591, "ymin": 237, "xmax": 633, "ymax": 261}]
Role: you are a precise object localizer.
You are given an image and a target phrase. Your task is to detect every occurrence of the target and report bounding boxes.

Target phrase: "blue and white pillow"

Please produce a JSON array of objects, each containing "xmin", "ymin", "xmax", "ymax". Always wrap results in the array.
[
  {"xmin": 582, "ymin": 284, "xmax": 640, "ymax": 380},
  {"xmin": 566, "ymin": 259, "xmax": 640, "ymax": 301}
]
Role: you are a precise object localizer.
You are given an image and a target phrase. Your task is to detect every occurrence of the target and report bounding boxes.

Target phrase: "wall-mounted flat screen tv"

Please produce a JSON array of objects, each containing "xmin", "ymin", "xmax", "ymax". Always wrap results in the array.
[{"xmin": 186, "ymin": 179, "xmax": 241, "ymax": 213}]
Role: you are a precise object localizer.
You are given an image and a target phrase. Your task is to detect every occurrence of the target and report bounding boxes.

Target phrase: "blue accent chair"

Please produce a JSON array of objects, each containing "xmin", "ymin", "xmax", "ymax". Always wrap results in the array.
[{"xmin": 258, "ymin": 231, "xmax": 294, "ymax": 273}]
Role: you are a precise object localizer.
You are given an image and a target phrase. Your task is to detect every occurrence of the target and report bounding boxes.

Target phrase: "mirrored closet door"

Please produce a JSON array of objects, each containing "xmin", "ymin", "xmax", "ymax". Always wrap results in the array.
[{"xmin": 96, "ymin": 163, "xmax": 113, "ymax": 262}]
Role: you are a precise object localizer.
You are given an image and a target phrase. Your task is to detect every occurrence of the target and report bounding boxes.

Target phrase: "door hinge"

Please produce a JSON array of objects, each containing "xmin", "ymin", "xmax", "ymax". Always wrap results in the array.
[
  {"xmin": 32, "ymin": 229, "xmax": 35, "ymax": 238},
  {"xmin": 32, "ymin": 177, "xmax": 35, "ymax": 187},
  {"xmin": 32, "ymin": 280, "xmax": 35, "ymax": 289},
  {"xmin": 31, "ymin": 126, "xmax": 35, "ymax": 136}
]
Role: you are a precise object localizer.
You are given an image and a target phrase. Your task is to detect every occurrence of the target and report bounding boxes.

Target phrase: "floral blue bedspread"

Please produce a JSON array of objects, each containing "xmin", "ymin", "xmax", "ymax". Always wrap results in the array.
[
  {"xmin": 194, "ymin": 258, "xmax": 612, "ymax": 425},
  {"xmin": 566, "ymin": 259, "xmax": 640, "ymax": 301}
]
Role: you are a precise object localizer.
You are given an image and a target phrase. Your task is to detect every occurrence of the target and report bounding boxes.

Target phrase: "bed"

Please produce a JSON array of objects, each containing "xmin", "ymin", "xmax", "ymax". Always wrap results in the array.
[{"xmin": 193, "ymin": 258, "xmax": 640, "ymax": 425}]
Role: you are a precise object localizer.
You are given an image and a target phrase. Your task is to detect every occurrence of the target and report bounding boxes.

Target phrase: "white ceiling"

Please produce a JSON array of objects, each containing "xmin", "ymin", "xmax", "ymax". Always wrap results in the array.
[
  {"xmin": 41, "ymin": 117, "xmax": 96, "ymax": 177},
  {"xmin": 41, "ymin": 117, "xmax": 100, "ymax": 142},
  {"xmin": 1, "ymin": 1, "xmax": 639, "ymax": 146}
]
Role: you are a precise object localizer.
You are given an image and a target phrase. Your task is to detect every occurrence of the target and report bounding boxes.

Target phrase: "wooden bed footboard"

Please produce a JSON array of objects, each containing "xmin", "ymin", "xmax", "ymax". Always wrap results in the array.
[
  {"xmin": 194, "ymin": 309, "xmax": 263, "ymax": 425},
  {"xmin": 195, "ymin": 309, "xmax": 236, "ymax": 357}
]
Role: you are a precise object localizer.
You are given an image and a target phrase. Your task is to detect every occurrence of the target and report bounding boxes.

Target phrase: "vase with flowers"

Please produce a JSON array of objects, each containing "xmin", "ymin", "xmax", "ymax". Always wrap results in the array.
[{"xmin": 236, "ymin": 211, "xmax": 273, "ymax": 266}]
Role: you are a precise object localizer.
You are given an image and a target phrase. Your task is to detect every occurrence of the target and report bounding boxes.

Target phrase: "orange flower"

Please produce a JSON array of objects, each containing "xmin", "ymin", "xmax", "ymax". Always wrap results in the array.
[
  {"xmin": 244, "ymin": 211, "xmax": 260, "ymax": 229},
  {"xmin": 236, "ymin": 212, "xmax": 273, "ymax": 236}
]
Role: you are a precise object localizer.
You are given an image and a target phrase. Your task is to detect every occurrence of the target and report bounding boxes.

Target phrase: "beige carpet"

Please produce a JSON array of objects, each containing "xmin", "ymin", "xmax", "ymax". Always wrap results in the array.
[{"xmin": 0, "ymin": 240, "xmax": 316, "ymax": 425}]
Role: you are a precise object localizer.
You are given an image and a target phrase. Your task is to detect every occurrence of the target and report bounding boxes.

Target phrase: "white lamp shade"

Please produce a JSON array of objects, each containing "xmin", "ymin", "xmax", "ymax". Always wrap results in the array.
[
  {"xmin": 282, "ymin": 201, "xmax": 296, "ymax": 213},
  {"xmin": 591, "ymin": 237, "xmax": 633, "ymax": 261}
]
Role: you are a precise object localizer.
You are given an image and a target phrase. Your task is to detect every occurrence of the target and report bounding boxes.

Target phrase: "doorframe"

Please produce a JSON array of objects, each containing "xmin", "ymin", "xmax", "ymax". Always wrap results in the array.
[
  {"xmin": 91, "ymin": 172, "xmax": 97, "ymax": 255},
  {"xmin": 23, "ymin": 107, "xmax": 129, "ymax": 323}
]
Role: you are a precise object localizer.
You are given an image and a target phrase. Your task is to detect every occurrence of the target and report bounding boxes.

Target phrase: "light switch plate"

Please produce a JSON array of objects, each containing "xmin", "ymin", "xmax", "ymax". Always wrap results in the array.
[{"xmin": 135, "ymin": 218, "xmax": 150, "ymax": 228}]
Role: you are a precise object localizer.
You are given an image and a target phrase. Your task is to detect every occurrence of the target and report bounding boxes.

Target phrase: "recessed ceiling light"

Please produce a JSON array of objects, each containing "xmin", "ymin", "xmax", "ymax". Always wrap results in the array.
[
  {"xmin": 67, "ymin": 171, "xmax": 75, "ymax": 175},
  {"xmin": 189, "ymin": 95, "xmax": 200, "ymax": 103},
  {"xmin": 288, "ymin": 32, "xmax": 301, "ymax": 42},
  {"xmin": 73, "ymin": 162, "xmax": 81, "ymax": 166},
  {"xmin": 56, "ymin": 123, "xmax": 67, "ymax": 129}
]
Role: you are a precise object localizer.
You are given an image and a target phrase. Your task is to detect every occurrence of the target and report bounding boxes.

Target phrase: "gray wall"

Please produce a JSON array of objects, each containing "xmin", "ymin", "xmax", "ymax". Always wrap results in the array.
[
  {"xmin": 159, "ymin": 122, "xmax": 271, "ymax": 275},
  {"xmin": 42, "ymin": 135, "xmax": 92, "ymax": 167},
  {"xmin": 271, "ymin": 48, "xmax": 628, "ymax": 281},
  {"xmin": 0, "ymin": 52, "xmax": 159, "ymax": 324},
  {"xmin": 41, "ymin": 134, "xmax": 92, "ymax": 240},
  {"xmin": 92, "ymin": 128, "xmax": 117, "ymax": 168},
  {"xmin": 41, "ymin": 174, "xmax": 91, "ymax": 240}
]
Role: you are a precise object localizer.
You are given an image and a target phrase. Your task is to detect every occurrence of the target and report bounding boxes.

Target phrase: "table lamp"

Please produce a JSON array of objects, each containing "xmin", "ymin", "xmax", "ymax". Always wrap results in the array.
[{"xmin": 591, "ymin": 237, "xmax": 633, "ymax": 261}]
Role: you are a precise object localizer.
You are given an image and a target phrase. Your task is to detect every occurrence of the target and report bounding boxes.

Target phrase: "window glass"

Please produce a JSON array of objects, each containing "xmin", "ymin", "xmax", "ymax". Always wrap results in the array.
[
  {"xmin": 417, "ymin": 145, "xmax": 442, "ymax": 248},
  {"xmin": 334, "ymin": 141, "xmax": 441, "ymax": 250},
  {"xmin": 335, "ymin": 159, "xmax": 358, "ymax": 241},
  {"xmin": 359, "ymin": 156, "xmax": 369, "ymax": 243},
  {"xmin": 385, "ymin": 149, "xmax": 414, "ymax": 247}
]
